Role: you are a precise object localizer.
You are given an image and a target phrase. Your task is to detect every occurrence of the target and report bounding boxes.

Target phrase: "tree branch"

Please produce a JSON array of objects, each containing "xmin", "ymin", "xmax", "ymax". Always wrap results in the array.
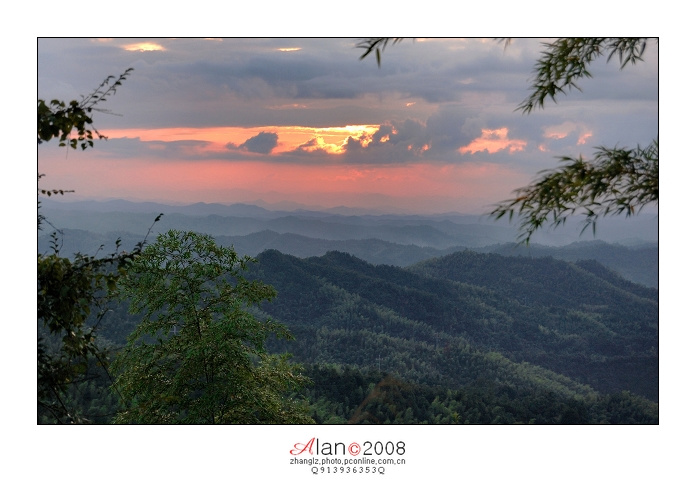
[{"xmin": 490, "ymin": 139, "xmax": 658, "ymax": 244}]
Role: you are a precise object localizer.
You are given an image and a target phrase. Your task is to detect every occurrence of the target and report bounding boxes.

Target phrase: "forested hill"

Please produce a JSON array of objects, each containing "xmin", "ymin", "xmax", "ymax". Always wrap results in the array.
[
  {"xmin": 408, "ymin": 251, "xmax": 658, "ymax": 307},
  {"xmin": 477, "ymin": 242, "xmax": 658, "ymax": 288},
  {"xmin": 247, "ymin": 249, "xmax": 658, "ymax": 402}
]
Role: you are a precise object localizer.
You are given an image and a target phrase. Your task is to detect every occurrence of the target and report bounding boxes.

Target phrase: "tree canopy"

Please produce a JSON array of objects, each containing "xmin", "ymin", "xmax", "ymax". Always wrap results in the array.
[{"xmin": 110, "ymin": 230, "xmax": 313, "ymax": 424}]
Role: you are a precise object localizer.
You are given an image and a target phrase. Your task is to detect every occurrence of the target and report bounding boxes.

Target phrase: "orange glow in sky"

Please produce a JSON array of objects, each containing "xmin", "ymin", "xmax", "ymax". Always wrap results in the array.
[
  {"xmin": 103, "ymin": 125, "xmax": 381, "ymax": 155},
  {"xmin": 114, "ymin": 161, "xmax": 522, "ymax": 205},
  {"xmin": 39, "ymin": 120, "xmax": 530, "ymax": 213},
  {"xmin": 543, "ymin": 122, "xmax": 593, "ymax": 145},
  {"xmin": 577, "ymin": 132, "xmax": 592, "ymax": 145},
  {"xmin": 122, "ymin": 42, "xmax": 165, "ymax": 52},
  {"xmin": 458, "ymin": 128, "xmax": 527, "ymax": 155},
  {"xmin": 38, "ymin": 144, "xmax": 526, "ymax": 213},
  {"xmin": 37, "ymin": 38, "xmax": 657, "ymax": 215}
]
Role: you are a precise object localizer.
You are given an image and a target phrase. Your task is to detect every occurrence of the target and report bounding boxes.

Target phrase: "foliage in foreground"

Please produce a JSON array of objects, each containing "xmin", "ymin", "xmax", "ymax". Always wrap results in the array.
[
  {"xmin": 38, "ymin": 245, "xmax": 133, "ymax": 422},
  {"xmin": 110, "ymin": 230, "xmax": 313, "ymax": 424},
  {"xmin": 492, "ymin": 139, "xmax": 658, "ymax": 244},
  {"xmin": 38, "ymin": 68, "xmax": 137, "ymax": 423}
]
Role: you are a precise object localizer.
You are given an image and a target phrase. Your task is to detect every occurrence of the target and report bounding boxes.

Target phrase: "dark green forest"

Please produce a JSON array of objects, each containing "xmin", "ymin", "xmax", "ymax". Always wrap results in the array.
[{"xmin": 40, "ymin": 245, "xmax": 658, "ymax": 424}]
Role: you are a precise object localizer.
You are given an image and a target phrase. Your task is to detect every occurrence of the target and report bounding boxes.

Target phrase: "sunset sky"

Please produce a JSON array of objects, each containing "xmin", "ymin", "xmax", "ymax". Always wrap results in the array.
[{"xmin": 38, "ymin": 38, "xmax": 658, "ymax": 214}]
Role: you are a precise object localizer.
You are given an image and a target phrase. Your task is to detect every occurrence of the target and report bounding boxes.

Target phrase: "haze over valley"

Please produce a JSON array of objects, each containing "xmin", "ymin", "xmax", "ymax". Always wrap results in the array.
[{"xmin": 39, "ymin": 198, "xmax": 658, "ymax": 288}]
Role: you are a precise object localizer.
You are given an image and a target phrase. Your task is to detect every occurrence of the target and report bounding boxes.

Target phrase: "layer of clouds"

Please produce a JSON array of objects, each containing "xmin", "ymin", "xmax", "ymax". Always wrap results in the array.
[
  {"xmin": 38, "ymin": 37, "xmax": 658, "ymax": 191},
  {"xmin": 38, "ymin": 38, "xmax": 657, "ymax": 129}
]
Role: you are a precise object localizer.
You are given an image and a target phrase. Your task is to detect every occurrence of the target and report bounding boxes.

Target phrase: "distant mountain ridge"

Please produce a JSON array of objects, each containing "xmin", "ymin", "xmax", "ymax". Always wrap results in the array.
[
  {"xmin": 39, "ymin": 198, "xmax": 458, "ymax": 219},
  {"xmin": 38, "ymin": 198, "xmax": 658, "ymax": 245}
]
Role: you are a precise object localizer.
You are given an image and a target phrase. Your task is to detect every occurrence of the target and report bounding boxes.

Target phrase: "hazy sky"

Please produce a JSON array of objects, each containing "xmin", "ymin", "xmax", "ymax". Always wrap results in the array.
[{"xmin": 37, "ymin": 38, "xmax": 658, "ymax": 214}]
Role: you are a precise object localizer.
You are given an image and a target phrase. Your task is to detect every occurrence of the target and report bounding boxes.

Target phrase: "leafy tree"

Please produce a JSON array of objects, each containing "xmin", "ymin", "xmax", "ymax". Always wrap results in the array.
[
  {"xmin": 357, "ymin": 38, "xmax": 658, "ymax": 243},
  {"xmin": 110, "ymin": 230, "xmax": 313, "ymax": 424},
  {"xmin": 37, "ymin": 68, "xmax": 133, "ymax": 149},
  {"xmin": 37, "ymin": 68, "xmax": 146, "ymax": 423}
]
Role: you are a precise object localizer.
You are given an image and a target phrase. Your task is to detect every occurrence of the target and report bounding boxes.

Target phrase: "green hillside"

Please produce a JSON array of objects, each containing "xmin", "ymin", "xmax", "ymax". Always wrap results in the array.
[
  {"xmin": 45, "ymin": 246, "xmax": 658, "ymax": 424},
  {"xmin": 247, "ymin": 250, "xmax": 658, "ymax": 403}
]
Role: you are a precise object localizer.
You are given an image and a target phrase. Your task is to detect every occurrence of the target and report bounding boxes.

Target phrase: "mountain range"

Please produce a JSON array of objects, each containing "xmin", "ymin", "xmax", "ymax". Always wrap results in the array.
[
  {"xmin": 38, "ymin": 199, "xmax": 658, "ymax": 287},
  {"xmin": 39, "ymin": 198, "xmax": 660, "ymax": 422}
]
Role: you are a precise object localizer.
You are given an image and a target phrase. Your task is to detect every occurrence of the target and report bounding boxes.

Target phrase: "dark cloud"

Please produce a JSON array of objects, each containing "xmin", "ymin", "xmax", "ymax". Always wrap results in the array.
[
  {"xmin": 238, "ymin": 131, "xmax": 279, "ymax": 154},
  {"xmin": 275, "ymin": 112, "xmax": 494, "ymax": 165},
  {"xmin": 38, "ymin": 38, "xmax": 657, "ymax": 132},
  {"xmin": 340, "ymin": 127, "xmax": 417, "ymax": 164},
  {"xmin": 155, "ymin": 39, "xmax": 536, "ymax": 106}
]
